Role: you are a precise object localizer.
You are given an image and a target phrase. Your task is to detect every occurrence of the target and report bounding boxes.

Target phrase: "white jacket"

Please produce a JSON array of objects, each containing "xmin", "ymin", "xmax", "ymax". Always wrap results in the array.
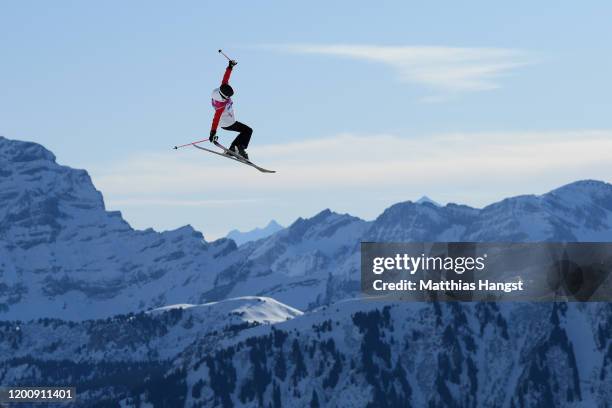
[{"xmin": 211, "ymin": 88, "xmax": 236, "ymax": 128}]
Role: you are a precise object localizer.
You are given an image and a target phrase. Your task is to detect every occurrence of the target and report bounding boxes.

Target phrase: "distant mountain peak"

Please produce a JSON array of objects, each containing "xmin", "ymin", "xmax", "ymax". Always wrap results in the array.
[
  {"xmin": 416, "ymin": 195, "xmax": 441, "ymax": 206},
  {"xmin": 265, "ymin": 219, "xmax": 282, "ymax": 229},
  {"xmin": 226, "ymin": 219, "xmax": 284, "ymax": 246}
]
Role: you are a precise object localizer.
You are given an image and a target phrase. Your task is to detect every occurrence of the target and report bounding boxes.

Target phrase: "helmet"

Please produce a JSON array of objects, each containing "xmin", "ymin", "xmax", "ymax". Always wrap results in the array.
[{"xmin": 219, "ymin": 84, "xmax": 234, "ymax": 99}]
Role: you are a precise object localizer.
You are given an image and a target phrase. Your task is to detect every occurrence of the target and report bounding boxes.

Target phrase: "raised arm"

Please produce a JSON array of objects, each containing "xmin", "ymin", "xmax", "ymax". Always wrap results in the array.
[
  {"xmin": 210, "ymin": 60, "xmax": 238, "ymax": 141},
  {"xmin": 221, "ymin": 66, "xmax": 232, "ymax": 85},
  {"xmin": 221, "ymin": 60, "xmax": 237, "ymax": 85}
]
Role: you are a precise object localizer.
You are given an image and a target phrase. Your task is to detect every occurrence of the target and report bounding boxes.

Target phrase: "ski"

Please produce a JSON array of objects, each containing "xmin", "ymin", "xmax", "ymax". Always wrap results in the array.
[
  {"xmin": 213, "ymin": 142, "xmax": 276, "ymax": 173},
  {"xmin": 191, "ymin": 142, "xmax": 276, "ymax": 173}
]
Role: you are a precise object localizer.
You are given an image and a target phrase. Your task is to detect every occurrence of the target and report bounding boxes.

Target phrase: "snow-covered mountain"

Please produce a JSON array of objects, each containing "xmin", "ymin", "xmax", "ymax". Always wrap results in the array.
[
  {"xmin": 212, "ymin": 209, "xmax": 370, "ymax": 310},
  {"xmin": 1, "ymin": 136, "xmax": 612, "ymax": 319},
  {"xmin": 0, "ymin": 137, "xmax": 241, "ymax": 319},
  {"xmin": 2, "ymin": 299, "xmax": 609, "ymax": 407},
  {"xmin": 365, "ymin": 179, "xmax": 612, "ymax": 242},
  {"xmin": 1, "ymin": 136, "xmax": 611, "ymax": 407},
  {"xmin": 0, "ymin": 296, "xmax": 303, "ymax": 406},
  {"xmin": 0, "ymin": 137, "xmax": 366, "ymax": 317},
  {"xmin": 226, "ymin": 220, "xmax": 284, "ymax": 246}
]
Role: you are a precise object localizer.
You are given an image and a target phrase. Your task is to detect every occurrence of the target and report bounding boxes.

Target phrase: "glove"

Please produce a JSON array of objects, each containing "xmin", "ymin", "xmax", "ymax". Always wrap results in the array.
[
  {"xmin": 228, "ymin": 60, "xmax": 237, "ymax": 68},
  {"xmin": 209, "ymin": 130, "xmax": 218, "ymax": 143}
]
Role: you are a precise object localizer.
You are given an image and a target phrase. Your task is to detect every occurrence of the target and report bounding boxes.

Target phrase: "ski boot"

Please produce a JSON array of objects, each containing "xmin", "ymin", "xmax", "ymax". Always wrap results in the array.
[
  {"xmin": 225, "ymin": 144, "xmax": 239, "ymax": 158},
  {"xmin": 236, "ymin": 145, "xmax": 249, "ymax": 160},
  {"xmin": 226, "ymin": 144, "xmax": 249, "ymax": 160}
]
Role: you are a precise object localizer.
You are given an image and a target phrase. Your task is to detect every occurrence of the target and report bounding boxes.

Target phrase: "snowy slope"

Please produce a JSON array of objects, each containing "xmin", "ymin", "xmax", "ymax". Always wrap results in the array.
[
  {"xmin": 0, "ymin": 296, "xmax": 301, "ymax": 364},
  {"xmin": 149, "ymin": 296, "xmax": 302, "ymax": 325}
]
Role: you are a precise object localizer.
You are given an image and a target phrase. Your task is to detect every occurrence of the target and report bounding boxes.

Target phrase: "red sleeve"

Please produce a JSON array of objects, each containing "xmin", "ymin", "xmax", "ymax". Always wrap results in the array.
[
  {"xmin": 211, "ymin": 108, "xmax": 223, "ymax": 132},
  {"xmin": 211, "ymin": 67, "xmax": 233, "ymax": 131},
  {"xmin": 221, "ymin": 66, "xmax": 233, "ymax": 85}
]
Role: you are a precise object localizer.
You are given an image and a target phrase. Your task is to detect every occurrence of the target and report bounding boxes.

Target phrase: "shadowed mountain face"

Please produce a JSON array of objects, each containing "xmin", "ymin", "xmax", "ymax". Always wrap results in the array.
[
  {"xmin": 1, "ymin": 136, "xmax": 611, "ymax": 407},
  {"xmin": 1, "ymin": 136, "xmax": 612, "ymax": 319}
]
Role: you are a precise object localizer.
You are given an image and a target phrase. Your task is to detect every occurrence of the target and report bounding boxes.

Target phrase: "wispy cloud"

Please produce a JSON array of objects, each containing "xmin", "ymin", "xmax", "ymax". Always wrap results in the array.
[
  {"xmin": 108, "ymin": 198, "xmax": 261, "ymax": 207},
  {"xmin": 91, "ymin": 130, "xmax": 612, "ymax": 198},
  {"xmin": 267, "ymin": 44, "xmax": 535, "ymax": 100},
  {"xmin": 87, "ymin": 130, "xmax": 612, "ymax": 237}
]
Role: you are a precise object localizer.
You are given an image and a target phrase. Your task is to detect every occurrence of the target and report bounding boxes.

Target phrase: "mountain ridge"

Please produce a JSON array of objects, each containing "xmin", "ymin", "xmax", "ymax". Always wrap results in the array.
[{"xmin": 1, "ymin": 136, "xmax": 611, "ymax": 319}]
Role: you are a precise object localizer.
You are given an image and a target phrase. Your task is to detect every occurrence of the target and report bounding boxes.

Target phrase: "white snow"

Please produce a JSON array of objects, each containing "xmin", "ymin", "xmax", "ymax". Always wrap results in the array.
[{"xmin": 149, "ymin": 296, "xmax": 303, "ymax": 324}]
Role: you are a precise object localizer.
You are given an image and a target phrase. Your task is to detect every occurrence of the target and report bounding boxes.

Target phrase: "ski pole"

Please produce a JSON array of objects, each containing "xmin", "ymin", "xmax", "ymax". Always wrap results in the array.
[
  {"xmin": 218, "ymin": 49, "xmax": 236, "ymax": 64},
  {"xmin": 173, "ymin": 138, "xmax": 209, "ymax": 150}
]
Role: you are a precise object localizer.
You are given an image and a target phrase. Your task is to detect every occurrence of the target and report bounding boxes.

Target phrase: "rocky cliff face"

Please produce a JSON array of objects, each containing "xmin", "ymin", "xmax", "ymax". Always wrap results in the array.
[{"xmin": 0, "ymin": 136, "xmax": 236, "ymax": 319}]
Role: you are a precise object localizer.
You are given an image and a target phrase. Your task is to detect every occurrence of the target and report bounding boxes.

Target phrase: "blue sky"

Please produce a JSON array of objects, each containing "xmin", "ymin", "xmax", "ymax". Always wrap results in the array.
[{"xmin": 2, "ymin": 1, "xmax": 611, "ymax": 238}]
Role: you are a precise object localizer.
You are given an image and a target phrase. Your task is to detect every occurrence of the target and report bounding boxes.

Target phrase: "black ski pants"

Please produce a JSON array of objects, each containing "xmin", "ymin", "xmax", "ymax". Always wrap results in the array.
[{"xmin": 222, "ymin": 121, "xmax": 252, "ymax": 149}]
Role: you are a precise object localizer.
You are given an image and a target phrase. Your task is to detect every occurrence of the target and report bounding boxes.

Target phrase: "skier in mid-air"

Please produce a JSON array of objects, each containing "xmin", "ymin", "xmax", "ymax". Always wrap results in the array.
[
  {"xmin": 173, "ymin": 51, "xmax": 274, "ymax": 173},
  {"xmin": 209, "ymin": 58, "xmax": 252, "ymax": 160}
]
